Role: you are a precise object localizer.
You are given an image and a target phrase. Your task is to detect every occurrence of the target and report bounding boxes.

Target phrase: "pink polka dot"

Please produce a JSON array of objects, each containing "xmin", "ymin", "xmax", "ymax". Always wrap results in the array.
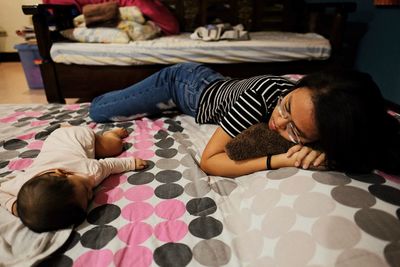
[
  {"xmin": 24, "ymin": 111, "xmax": 43, "ymax": 117},
  {"xmin": 134, "ymin": 140, "xmax": 153, "ymax": 150},
  {"xmin": 114, "ymin": 246, "xmax": 152, "ymax": 267},
  {"xmin": 125, "ymin": 185, "xmax": 153, "ymax": 201},
  {"xmin": 154, "ymin": 220, "xmax": 188, "ymax": 242},
  {"xmin": 74, "ymin": 249, "xmax": 113, "ymax": 267},
  {"xmin": 0, "ymin": 116, "xmax": 19, "ymax": 123},
  {"xmin": 121, "ymin": 202, "xmax": 153, "ymax": 221},
  {"xmin": 8, "ymin": 158, "xmax": 33, "ymax": 170},
  {"xmin": 118, "ymin": 222, "xmax": 153, "ymax": 245},
  {"xmin": 30, "ymin": 120, "xmax": 49, "ymax": 127},
  {"xmin": 94, "ymin": 187, "xmax": 124, "ymax": 204},
  {"xmin": 132, "ymin": 150, "xmax": 154, "ymax": 160},
  {"xmin": 27, "ymin": 140, "xmax": 44, "ymax": 149},
  {"xmin": 100, "ymin": 174, "xmax": 127, "ymax": 189},
  {"xmin": 132, "ymin": 133, "xmax": 152, "ymax": 140},
  {"xmin": 151, "ymin": 119, "xmax": 164, "ymax": 130},
  {"xmin": 136, "ymin": 120, "xmax": 151, "ymax": 131},
  {"xmin": 65, "ymin": 104, "xmax": 81, "ymax": 110},
  {"xmin": 155, "ymin": 199, "xmax": 186, "ymax": 219},
  {"xmin": 17, "ymin": 132, "xmax": 36, "ymax": 140}
]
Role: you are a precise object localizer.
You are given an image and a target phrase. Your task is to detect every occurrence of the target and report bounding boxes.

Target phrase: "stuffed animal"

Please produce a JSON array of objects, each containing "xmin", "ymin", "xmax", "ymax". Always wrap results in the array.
[{"xmin": 225, "ymin": 123, "xmax": 295, "ymax": 161}]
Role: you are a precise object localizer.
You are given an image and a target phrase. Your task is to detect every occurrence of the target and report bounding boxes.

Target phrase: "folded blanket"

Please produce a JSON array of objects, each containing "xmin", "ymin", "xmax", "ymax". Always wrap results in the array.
[
  {"xmin": 83, "ymin": 1, "xmax": 120, "ymax": 28},
  {"xmin": 191, "ymin": 23, "xmax": 250, "ymax": 41}
]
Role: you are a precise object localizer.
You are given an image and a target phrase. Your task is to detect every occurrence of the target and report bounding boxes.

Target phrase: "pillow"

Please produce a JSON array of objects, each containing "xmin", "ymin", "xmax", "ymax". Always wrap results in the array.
[{"xmin": 60, "ymin": 27, "xmax": 130, "ymax": 43}]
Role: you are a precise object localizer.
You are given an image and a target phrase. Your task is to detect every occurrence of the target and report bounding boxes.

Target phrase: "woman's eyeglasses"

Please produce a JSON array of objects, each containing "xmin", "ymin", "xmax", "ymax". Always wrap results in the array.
[{"xmin": 276, "ymin": 96, "xmax": 302, "ymax": 144}]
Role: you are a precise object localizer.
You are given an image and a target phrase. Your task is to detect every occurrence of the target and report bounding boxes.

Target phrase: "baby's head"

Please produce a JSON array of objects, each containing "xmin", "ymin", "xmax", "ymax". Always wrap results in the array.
[{"xmin": 16, "ymin": 169, "xmax": 94, "ymax": 233}]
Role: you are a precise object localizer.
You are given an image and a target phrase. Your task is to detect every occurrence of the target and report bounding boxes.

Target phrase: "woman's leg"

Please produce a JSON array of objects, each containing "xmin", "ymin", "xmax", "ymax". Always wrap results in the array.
[{"xmin": 89, "ymin": 63, "xmax": 224, "ymax": 122}]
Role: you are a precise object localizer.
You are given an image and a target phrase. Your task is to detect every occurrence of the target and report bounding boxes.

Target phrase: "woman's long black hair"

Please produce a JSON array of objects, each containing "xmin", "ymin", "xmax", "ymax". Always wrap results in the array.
[{"xmin": 296, "ymin": 70, "xmax": 400, "ymax": 174}]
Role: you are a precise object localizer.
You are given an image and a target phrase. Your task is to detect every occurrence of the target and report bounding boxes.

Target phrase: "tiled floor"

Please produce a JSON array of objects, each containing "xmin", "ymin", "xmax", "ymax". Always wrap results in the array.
[{"xmin": 0, "ymin": 62, "xmax": 77, "ymax": 104}]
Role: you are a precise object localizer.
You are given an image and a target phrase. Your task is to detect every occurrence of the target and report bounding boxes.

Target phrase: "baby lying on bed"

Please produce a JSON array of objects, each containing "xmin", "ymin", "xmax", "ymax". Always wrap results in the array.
[{"xmin": 0, "ymin": 126, "xmax": 147, "ymax": 233}]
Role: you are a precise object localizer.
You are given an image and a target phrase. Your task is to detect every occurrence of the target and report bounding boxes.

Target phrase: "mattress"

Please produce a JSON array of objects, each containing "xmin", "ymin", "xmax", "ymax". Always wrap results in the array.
[
  {"xmin": 0, "ymin": 103, "xmax": 399, "ymax": 267},
  {"xmin": 50, "ymin": 32, "xmax": 331, "ymax": 66}
]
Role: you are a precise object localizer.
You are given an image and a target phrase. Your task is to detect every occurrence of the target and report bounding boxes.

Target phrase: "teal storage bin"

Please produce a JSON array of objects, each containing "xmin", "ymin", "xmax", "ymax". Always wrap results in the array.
[{"xmin": 14, "ymin": 43, "xmax": 43, "ymax": 89}]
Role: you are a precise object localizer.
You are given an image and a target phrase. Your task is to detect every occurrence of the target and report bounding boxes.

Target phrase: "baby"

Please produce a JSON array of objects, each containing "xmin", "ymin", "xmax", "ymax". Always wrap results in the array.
[{"xmin": 0, "ymin": 125, "xmax": 147, "ymax": 233}]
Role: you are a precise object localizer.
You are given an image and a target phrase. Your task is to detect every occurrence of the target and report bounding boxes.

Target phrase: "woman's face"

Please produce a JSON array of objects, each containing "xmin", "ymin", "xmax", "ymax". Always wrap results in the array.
[{"xmin": 268, "ymin": 87, "xmax": 319, "ymax": 144}]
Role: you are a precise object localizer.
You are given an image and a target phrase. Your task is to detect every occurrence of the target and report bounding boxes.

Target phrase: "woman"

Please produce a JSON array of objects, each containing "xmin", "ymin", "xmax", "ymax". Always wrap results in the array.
[{"xmin": 89, "ymin": 63, "xmax": 400, "ymax": 177}]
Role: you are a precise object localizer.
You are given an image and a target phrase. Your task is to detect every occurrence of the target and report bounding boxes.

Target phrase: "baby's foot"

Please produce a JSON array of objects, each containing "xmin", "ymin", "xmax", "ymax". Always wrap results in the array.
[{"xmin": 109, "ymin": 128, "xmax": 129, "ymax": 138}]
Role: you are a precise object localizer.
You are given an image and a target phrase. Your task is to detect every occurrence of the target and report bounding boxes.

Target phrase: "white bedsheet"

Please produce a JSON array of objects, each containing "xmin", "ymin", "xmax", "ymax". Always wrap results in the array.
[{"xmin": 50, "ymin": 31, "xmax": 331, "ymax": 66}]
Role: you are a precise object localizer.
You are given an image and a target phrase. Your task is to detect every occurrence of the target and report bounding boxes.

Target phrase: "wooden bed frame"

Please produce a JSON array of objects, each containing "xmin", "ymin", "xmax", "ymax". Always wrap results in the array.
[{"xmin": 22, "ymin": 0, "xmax": 356, "ymax": 103}]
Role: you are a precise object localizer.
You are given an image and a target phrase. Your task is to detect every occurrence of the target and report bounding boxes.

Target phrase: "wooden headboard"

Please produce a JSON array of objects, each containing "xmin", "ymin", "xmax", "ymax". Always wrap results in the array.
[{"xmin": 23, "ymin": 0, "xmax": 356, "ymax": 103}]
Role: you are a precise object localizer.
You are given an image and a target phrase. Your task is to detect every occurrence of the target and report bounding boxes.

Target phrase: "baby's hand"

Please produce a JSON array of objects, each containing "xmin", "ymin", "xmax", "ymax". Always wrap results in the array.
[{"xmin": 135, "ymin": 158, "xmax": 148, "ymax": 170}]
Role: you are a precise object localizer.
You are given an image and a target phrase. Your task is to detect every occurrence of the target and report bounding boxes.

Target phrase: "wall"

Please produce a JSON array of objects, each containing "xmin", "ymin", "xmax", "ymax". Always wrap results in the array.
[{"xmin": 0, "ymin": 0, "xmax": 41, "ymax": 52}]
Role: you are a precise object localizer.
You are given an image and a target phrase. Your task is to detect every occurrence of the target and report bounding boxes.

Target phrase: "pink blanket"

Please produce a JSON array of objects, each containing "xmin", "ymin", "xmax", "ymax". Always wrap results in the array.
[{"xmin": 42, "ymin": 0, "xmax": 180, "ymax": 35}]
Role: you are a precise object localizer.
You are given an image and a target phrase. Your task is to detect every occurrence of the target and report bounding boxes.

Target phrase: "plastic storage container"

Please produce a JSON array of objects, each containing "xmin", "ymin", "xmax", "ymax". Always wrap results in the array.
[{"xmin": 14, "ymin": 43, "xmax": 43, "ymax": 89}]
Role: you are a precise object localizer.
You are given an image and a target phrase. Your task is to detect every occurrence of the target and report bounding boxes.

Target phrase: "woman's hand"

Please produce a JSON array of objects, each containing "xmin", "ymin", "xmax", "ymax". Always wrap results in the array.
[{"xmin": 286, "ymin": 145, "xmax": 326, "ymax": 169}]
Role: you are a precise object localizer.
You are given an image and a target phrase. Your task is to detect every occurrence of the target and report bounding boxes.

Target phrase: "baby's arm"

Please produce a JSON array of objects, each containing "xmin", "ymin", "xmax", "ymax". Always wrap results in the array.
[
  {"xmin": 95, "ymin": 157, "xmax": 148, "ymax": 183},
  {"xmin": 0, "ymin": 190, "xmax": 17, "ymax": 215}
]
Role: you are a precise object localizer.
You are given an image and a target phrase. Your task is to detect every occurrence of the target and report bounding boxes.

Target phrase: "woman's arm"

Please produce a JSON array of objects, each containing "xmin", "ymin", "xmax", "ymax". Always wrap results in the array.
[{"xmin": 200, "ymin": 127, "xmax": 298, "ymax": 178}]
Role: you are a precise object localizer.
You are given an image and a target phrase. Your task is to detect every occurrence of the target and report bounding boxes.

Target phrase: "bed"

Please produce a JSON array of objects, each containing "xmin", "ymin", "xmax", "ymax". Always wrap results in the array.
[
  {"xmin": 0, "ymin": 103, "xmax": 399, "ymax": 267},
  {"xmin": 22, "ymin": 0, "xmax": 357, "ymax": 103}
]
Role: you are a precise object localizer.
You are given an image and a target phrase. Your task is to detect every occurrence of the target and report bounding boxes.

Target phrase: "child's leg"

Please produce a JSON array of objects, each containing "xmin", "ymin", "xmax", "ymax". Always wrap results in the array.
[{"xmin": 95, "ymin": 128, "xmax": 129, "ymax": 158}]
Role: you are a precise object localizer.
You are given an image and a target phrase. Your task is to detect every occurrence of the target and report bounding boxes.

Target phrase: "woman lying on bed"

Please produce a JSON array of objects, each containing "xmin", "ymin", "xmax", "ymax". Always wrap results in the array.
[{"xmin": 89, "ymin": 63, "xmax": 400, "ymax": 178}]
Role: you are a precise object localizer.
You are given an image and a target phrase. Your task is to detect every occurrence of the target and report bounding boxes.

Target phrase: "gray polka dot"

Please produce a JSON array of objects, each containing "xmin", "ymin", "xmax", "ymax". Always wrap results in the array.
[
  {"xmin": 128, "ymin": 172, "xmax": 154, "ymax": 185},
  {"xmin": 354, "ymin": 208, "xmax": 400, "ymax": 242},
  {"xmin": 336, "ymin": 248, "xmax": 388, "ymax": 267},
  {"xmin": 155, "ymin": 148, "xmax": 178, "ymax": 158},
  {"xmin": 19, "ymin": 149, "xmax": 40, "ymax": 158},
  {"xmin": 279, "ymin": 175, "xmax": 316, "ymax": 195},
  {"xmin": 294, "ymin": 192, "xmax": 336, "ymax": 217},
  {"xmin": 384, "ymin": 242, "xmax": 400, "ymax": 267},
  {"xmin": 266, "ymin": 167, "xmax": 298, "ymax": 180},
  {"xmin": 312, "ymin": 171, "xmax": 351, "ymax": 186},
  {"xmin": 246, "ymin": 256, "xmax": 276, "ymax": 267},
  {"xmin": 331, "ymin": 186, "xmax": 376, "ymax": 208},
  {"xmin": 261, "ymin": 206, "xmax": 296, "ymax": 238},
  {"xmin": 251, "ymin": 189, "xmax": 281, "ymax": 215},
  {"xmin": 210, "ymin": 180, "xmax": 237, "ymax": 196},
  {"xmin": 154, "ymin": 183, "xmax": 184, "ymax": 199},
  {"xmin": 176, "ymin": 139, "xmax": 193, "ymax": 147},
  {"xmin": 180, "ymin": 154, "xmax": 197, "ymax": 168},
  {"xmin": 312, "ymin": 216, "xmax": 361, "ymax": 249},
  {"xmin": 182, "ymin": 168, "xmax": 207, "ymax": 181},
  {"xmin": 275, "ymin": 231, "xmax": 316, "ymax": 267},
  {"xmin": 193, "ymin": 239, "xmax": 231, "ymax": 266},
  {"xmin": 184, "ymin": 180, "xmax": 211, "ymax": 197},
  {"xmin": 232, "ymin": 230, "xmax": 264, "ymax": 261},
  {"xmin": 172, "ymin": 132, "xmax": 189, "ymax": 139},
  {"xmin": 156, "ymin": 159, "xmax": 180, "ymax": 169},
  {"xmin": 155, "ymin": 170, "xmax": 182, "ymax": 183},
  {"xmin": 224, "ymin": 208, "xmax": 252, "ymax": 235},
  {"xmin": 12, "ymin": 121, "xmax": 30, "ymax": 127},
  {"xmin": 0, "ymin": 150, "xmax": 20, "ymax": 160}
]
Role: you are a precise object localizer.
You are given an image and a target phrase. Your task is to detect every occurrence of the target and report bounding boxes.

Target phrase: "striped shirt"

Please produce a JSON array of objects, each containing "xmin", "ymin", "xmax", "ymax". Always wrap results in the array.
[{"xmin": 196, "ymin": 75, "xmax": 295, "ymax": 137}]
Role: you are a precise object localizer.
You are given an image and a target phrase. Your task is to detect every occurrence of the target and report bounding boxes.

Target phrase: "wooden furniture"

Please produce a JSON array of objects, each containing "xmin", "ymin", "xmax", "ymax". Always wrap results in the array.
[{"xmin": 22, "ymin": 0, "xmax": 356, "ymax": 103}]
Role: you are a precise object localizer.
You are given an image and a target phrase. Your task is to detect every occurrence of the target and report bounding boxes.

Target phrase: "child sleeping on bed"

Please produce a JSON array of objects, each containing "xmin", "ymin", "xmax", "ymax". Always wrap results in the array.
[{"xmin": 0, "ymin": 126, "xmax": 147, "ymax": 233}]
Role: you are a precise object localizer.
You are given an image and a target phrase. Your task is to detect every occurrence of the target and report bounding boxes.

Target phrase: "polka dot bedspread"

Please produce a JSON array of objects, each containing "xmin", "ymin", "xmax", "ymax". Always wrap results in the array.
[{"xmin": 0, "ymin": 103, "xmax": 399, "ymax": 267}]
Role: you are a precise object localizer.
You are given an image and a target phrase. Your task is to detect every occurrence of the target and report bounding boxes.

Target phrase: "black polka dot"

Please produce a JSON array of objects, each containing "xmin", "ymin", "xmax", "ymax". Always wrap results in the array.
[
  {"xmin": 37, "ymin": 255, "xmax": 73, "ymax": 267},
  {"xmin": 128, "ymin": 172, "xmax": 155, "ymax": 185},
  {"xmin": 87, "ymin": 204, "xmax": 121, "ymax": 225},
  {"xmin": 0, "ymin": 161, "xmax": 9, "ymax": 169},
  {"xmin": 155, "ymin": 170, "xmax": 182, "ymax": 183},
  {"xmin": 384, "ymin": 241, "xmax": 400, "ymax": 267},
  {"xmin": 37, "ymin": 114, "xmax": 54, "ymax": 120},
  {"xmin": 116, "ymin": 122, "xmax": 133, "ymax": 128},
  {"xmin": 123, "ymin": 143, "xmax": 133, "ymax": 151},
  {"xmin": 397, "ymin": 209, "xmax": 400, "ymax": 220},
  {"xmin": 56, "ymin": 114, "xmax": 72, "ymax": 120},
  {"xmin": 155, "ymin": 137, "xmax": 174, "ymax": 149},
  {"xmin": 369, "ymin": 184, "xmax": 400, "ymax": 206},
  {"xmin": 77, "ymin": 107, "xmax": 89, "ymax": 115},
  {"xmin": 168, "ymin": 124, "xmax": 184, "ymax": 133},
  {"xmin": 154, "ymin": 183, "xmax": 184, "ymax": 199},
  {"xmin": 12, "ymin": 121, "xmax": 30, "ymax": 128},
  {"xmin": 153, "ymin": 243, "xmax": 192, "ymax": 267},
  {"xmin": 68, "ymin": 119, "xmax": 85, "ymax": 126},
  {"xmin": 55, "ymin": 231, "xmax": 81, "ymax": 253},
  {"xmin": 18, "ymin": 116, "xmax": 33, "ymax": 122},
  {"xmin": 154, "ymin": 130, "xmax": 169, "ymax": 139},
  {"xmin": 189, "ymin": 216, "xmax": 223, "ymax": 239},
  {"xmin": 186, "ymin": 198, "xmax": 217, "ymax": 216},
  {"xmin": 156, "ymin": 148, "xmax": 178, "ymax": 158},
  {"xmin": 346, "ymin": 173, "xmax": 386, "ymax": 184},
  {"xmin": 3, "ymin": 139, "xmax": 28, "ymax": 150},
  {"xmin": 19, "ymin": 150, "xmax": 40, "ymax": 158},
  {"xmin": 35, "ymin": 131, "xmax": 50, "ymax": 140},
  {"xmin": 45, "ymin": 123, "xmax": 61, "ymax": 132},
  {"xmin": 80, "ymin": 225, "xmax": 117, "ymax": 249},
  {"xmin": 0, "ymin": 171, "xmax": 12, "ymax": 177}
]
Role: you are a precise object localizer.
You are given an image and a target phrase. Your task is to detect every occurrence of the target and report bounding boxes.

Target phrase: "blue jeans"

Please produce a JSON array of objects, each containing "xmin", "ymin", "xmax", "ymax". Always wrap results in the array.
[{"xmin": 89, "ymin": 63, "xmax": 224, "ymax": 122}]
